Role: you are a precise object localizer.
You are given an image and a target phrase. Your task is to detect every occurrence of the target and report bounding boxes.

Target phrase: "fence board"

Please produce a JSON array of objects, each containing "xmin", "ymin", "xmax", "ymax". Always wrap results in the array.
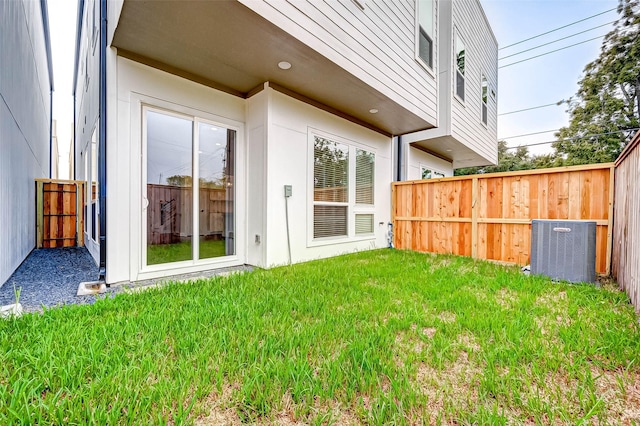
[
  {"xmin": 613, "ymin": 131, "xmax": 640, "ymax": 310},
  {"xmin": 393, "ymin": 163, "xmax": 614, "ymax": 274},
  {"xmin": 35, "ymin": 179, "xmax": 85, "ymax": 248}
]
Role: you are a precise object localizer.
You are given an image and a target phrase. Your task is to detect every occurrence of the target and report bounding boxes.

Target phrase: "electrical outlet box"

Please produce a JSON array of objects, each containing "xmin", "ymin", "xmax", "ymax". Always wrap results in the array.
[{"xmin": 284, "ymin": 185, "xmax": 292, "ymax": 198}]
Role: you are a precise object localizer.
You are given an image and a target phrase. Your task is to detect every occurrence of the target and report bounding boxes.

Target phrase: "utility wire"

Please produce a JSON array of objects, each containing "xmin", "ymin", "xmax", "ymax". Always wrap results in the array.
[
  {"xmin": 499, "ymin": 34, "xmax": 606, "ymax": 69},
  {"xmin": 503, "ymin": 128, "xmax": 640, "ymax": 150},
  {"xmin": 500, "ymin": 129, "xmax": 560, "ymax": 140},
  {"xmin": 499, "ymin": 20, "xmax": 615, "ymax": 60},
  {"xmin": 499, "ymin": 7, "xmax": 617, "ymax": 50},
  {"xmin": 499, "ymin": 101, "xmax": 566, "ymax": 116}
]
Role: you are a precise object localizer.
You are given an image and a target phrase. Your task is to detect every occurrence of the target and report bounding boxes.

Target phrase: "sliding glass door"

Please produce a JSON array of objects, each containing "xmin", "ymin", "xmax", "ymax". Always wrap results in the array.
[{"xmin": 145, "ymin": 108, "xmax": 235, "ymax": 266}]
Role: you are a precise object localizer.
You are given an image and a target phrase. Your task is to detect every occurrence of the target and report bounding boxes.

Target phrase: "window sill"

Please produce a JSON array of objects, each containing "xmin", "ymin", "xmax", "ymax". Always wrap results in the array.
[
  {"xmin": 415, "ymin": 57, "xmax": 436, "ymax": 79},
  {"xmin": 307, "ymin": 234, "xmax": 376, "ymax": 248}
]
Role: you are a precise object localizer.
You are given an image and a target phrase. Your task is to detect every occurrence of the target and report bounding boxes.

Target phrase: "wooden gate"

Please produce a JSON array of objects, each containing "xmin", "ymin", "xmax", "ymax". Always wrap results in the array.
[{"xmin": 36, "ymin": 179, "xmax": 85, "ymax": 248}]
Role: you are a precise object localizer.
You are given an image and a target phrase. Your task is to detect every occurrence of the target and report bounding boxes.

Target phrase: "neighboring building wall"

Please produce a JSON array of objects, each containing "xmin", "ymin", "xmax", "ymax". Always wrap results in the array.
[
  {"xmin": 239, "ymin": 0, "xmax": 438, "ymax": 125},
  {"xmin": 0, "ymin": 0, "xmax": 53, "ymax": 286},
  {"xmin": 448, "ymin": 0, "xmax": 498, "ymax": 163},
  {"xmin": 264, "ymin": 89, "xmax": 393, "ymax": 267},
  {"xmin": 406, "ymin": 146, "xmax": 453, "ymax": 181},
  {"xmin": 74, "ymin": 0, "xmax": 102, "ymax": 263}
]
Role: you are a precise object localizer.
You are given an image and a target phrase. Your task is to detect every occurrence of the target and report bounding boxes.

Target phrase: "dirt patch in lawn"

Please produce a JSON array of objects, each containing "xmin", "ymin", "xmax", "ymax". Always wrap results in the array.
[
  {"xmin": 194, "ymin": 383, "xmax": 242, "ymax": 426},
  {"xmin": 415, "ymin": 350, "xmax": 482, "ymax": 422}
]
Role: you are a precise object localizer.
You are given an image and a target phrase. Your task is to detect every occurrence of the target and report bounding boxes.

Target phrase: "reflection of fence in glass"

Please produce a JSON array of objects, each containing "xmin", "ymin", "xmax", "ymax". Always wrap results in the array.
[{"xmin": 147, "ymin": 184, "xmax": 231, "ymax": 245}]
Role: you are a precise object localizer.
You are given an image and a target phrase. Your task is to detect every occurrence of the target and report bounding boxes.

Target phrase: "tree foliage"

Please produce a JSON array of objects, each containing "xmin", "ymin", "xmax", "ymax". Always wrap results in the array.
[
  {"xmin": 553, "ymin": 0, "xmax": 640, "ymax": 165},
  {"xmin": 454, "ymin": 141, "xmax": 561, "ymax": 176}
]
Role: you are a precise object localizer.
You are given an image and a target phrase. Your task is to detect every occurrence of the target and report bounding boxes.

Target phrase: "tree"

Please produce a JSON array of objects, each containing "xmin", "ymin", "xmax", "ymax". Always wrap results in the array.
[
  {"xmin": 554, "ymin": 0, "xmax": 640, "ymax": 165},
  {"xmin": 455, "ymin": 141, "xmax": 534, "ymax": 175}
]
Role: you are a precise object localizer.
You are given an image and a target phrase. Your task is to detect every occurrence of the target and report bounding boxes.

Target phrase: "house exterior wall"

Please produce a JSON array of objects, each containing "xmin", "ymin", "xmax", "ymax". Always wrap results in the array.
[
  {"xmin": 406, "ymin": 147, "xmax": 453, "ymax": 181},
  {"xmin": 263, "ymin": 89, "xmax": 393, "ymax": 267},
  {"xmin": 107, "ymin": 57, "xmax": 247, "ymax": 284},
  {"xmin": 239, "ymin": 0, "xmax": 438, "ymax": 126},
  {"xmin": 448, "ymin": 0, "xmax": 498, "ymax": 163},
  {"xmin": 0, "ymin": 0, "xmax": 52, "ymax": 286},
  {"xmin": 401, "ymin": 0, "xmax": 498, "ymax": 169},
  {"xmin": 73, "ymin": 0, "xmax": 498, "ymax": 283}
]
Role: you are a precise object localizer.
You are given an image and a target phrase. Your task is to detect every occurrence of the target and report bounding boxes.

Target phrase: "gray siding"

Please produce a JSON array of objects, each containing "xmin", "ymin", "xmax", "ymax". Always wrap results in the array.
[
  {"xmin": 449, "ymin": 0, "xmax": 498, "ymax": 163},
  {"xmin": 0, "ymin": 0, "xmax": 52, "ymax": 286},
  {"xmin": 239, "ymin": 0, "xmax": 438, "ymax": 124}
]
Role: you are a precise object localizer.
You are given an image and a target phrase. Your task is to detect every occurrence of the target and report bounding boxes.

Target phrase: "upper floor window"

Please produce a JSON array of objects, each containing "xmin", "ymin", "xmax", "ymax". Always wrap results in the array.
[
  {"xmin": 455, "ymin": 34, "xmax": 465, "ymax": 101},
  {"xmin": 417, "ymin": 0, "xmax": 434, "ymax": 69},
  {"xmin": 481, "ymin": 74, "xmax": 488, "ymax": 125}
]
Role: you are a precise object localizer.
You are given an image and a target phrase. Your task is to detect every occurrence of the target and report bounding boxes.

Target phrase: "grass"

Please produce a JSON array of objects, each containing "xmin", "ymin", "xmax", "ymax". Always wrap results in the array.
[
  {"xmin": 147, "ymin": 239, "xmax": 227, "ymax": 265},
  {"xmin": 1, "ymin": 249, "xmax": 639, "ymax": 424}
]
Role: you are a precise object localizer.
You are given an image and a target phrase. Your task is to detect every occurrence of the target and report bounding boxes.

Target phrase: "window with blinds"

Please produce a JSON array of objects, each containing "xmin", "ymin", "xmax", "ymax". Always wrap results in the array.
[
  {"xmin": 355, "ymin": 149, "xmax": 374, "ymax": 205},
  {"xmin": 313, "ymin": 137, "xmax": 348, "ymax": 238},
  {"xmin": 355, "ymin": 214, "xmax": 374, "ymax": 235},
  {"xmin": 312, "ymin": 135, "xmax": 376, "ymax": 240}
]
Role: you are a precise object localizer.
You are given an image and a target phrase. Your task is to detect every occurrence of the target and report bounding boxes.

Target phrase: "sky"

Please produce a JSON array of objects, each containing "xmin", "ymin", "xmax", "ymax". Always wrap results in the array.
[
  {"xmin": 480, "ymin": 0, "xmax": 618, "ymax": 156},
  {"xmin": 47, "ymin": 0, "xmax": 620, "ymax": 178}
]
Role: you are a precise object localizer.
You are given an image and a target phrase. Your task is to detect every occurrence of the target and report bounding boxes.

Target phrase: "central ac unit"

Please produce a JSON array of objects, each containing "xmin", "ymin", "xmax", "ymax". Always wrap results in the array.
[{"xmin": 530, "ymin": 220, "xmax": 597, "ymax": 283}]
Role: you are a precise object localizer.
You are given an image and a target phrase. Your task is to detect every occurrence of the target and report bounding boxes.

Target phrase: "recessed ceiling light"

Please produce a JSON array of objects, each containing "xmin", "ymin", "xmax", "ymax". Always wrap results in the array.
[
  {"xmin": 278, "ymin": 61, "xmax": 292, "ymax": 70},
  {"xmin": 446, "ymin": 149, "xmax": 453, "ymax": 152},
  {"xmin": 369, "ymin": 108, "xmax": 379, "ymax": 114}
]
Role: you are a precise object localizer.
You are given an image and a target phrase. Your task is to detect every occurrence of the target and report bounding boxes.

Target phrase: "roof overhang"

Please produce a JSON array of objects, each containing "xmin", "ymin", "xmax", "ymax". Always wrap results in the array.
[
  {"xmin": 111, "ymin": 0, "xmax": 434, "ymax": 136},
  {"xmin": 404, "ymin": 132, "xmax": 495, "ymax": 169}
]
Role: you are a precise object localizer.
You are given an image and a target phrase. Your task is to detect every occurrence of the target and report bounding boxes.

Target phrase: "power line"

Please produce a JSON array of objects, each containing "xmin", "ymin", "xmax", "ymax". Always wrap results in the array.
[
  {"xmin": 499, "ymin": 7, "xmax": 617, "ymax": 50},
  {"xmin": 499, "ymin": 20, "xmax": 615, "ymax": 61},
  {"xmin": 498, "ymin": 101, "xmax": 566, "ymax": 116},
  {"xmin": 500, "ymin": 129, "xmax": 560, "ymax": 140},
  {"xmin": 499, "ymin": 34, "xmax": 606, "ymax": 69},
  {"xmin": 503, "ymin": 128, "xmax": 640, "ymax": 150}
]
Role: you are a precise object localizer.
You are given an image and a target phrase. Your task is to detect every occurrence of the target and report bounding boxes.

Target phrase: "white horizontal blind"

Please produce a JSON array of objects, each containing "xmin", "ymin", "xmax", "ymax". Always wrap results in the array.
[
  {"xmin": 314, "ymin": 205, "xmax": 348, "ymax": 238},
  {"xmin": 355, "ymin": 214, "xmax": 374, "ymax": 235},
  {"xmin": 314, "ymin": 136, "xmax": 349, "ymax": 238},
  {"xmin": 355, "ymin": 149, "xmax": 374, "ymax": 205}
]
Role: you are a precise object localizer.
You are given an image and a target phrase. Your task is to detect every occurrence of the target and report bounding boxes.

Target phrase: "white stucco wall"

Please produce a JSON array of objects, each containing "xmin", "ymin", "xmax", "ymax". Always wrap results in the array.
[
  {"xmin": 104, "ymin": 55, "xmax": 396, "ymax": 281},
  {"xmin": 0, "ymin": 0, "xmax": 52, "ymax": 286},
  {"xmin": 109, "ymin": 58, "xmax": 246, "ymax": 284},
  {"xmin": 264, "ymin": 89, "xmax": 393, "ymax": 267}
]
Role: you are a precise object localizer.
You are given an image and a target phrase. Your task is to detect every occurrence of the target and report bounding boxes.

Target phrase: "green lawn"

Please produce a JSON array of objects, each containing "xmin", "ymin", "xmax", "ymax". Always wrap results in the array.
[
  {"xmin": 147, "ymin": 239, "xmax": 227, "ymax": 265},
  {"xmin": 1, "ymin": 250, "xmax": 639, "ymax": 424}
]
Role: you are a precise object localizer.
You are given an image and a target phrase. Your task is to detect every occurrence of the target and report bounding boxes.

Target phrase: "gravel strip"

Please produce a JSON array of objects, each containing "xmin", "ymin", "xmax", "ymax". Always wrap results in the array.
[
  {"xmin": 0, "ymin": 247, "xmax": 112, "ymax": 312},
  {"xmin": 0, "ymin": 248, "xmax": 253, "ymax": 313}
]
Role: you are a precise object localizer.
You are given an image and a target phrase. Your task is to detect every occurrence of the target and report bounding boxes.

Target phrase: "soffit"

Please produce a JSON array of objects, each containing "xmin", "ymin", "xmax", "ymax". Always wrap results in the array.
[{"xmin": 112, "ymin": 0, "xmax": 433, "ymax": 136}]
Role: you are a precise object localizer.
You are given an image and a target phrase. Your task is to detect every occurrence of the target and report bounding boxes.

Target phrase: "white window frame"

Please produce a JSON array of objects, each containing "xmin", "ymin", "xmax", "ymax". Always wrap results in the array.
[
  {"xmin": 307, "ymin": 129, "xmax": 376, "ymax": 247},
  {"xmin": 140, "ymin": 104, "xmax": 242, "ymax": 273},
  {"xmin": 420, "ymin": 164, "xmax": 446, "ymax": 180},
  {"xmin": 454, "ymin": 29, "xmax": 466, "ymax": 104},
  {"xmin": 415, "ymin": 0, "xmax": 436, "ymax": 76},
  {"xmin": 481, "ymin": 73, "xmax": 488, "ymax": 127}
]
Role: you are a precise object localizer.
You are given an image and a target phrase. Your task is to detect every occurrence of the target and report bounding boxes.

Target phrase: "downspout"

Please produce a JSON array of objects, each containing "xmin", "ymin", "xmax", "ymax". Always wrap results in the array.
[
  {"xmin": 98, "ymin": 0, "xmax": 107, "ymax": 280},
  {"xmin": 49, "ymin": 90, "xmax": 53, "ymax": 178},
  {"xmin": 73, "ymin": 96, "xmax": 76, "ymax": 179},
  {"xmin": 396, "ymin": 135, "xmax": 403, "ymax": 181}
]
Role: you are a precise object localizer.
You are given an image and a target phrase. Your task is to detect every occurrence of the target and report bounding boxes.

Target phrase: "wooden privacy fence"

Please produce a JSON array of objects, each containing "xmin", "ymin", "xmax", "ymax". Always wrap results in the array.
[
  {"xmin": 392, "ymin": 163, "xmax": 615, "ymax": 274},
  {"xmin": 612, "ymin": 132, "xmax": 640, "ymax": 308},
  {"xmin": 147, "ymin": 184, "xmax": 232, "ymax": 244},
  {"xmin": 36, "ymin": 179, "xmax": 85, "ymax": 248}
]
